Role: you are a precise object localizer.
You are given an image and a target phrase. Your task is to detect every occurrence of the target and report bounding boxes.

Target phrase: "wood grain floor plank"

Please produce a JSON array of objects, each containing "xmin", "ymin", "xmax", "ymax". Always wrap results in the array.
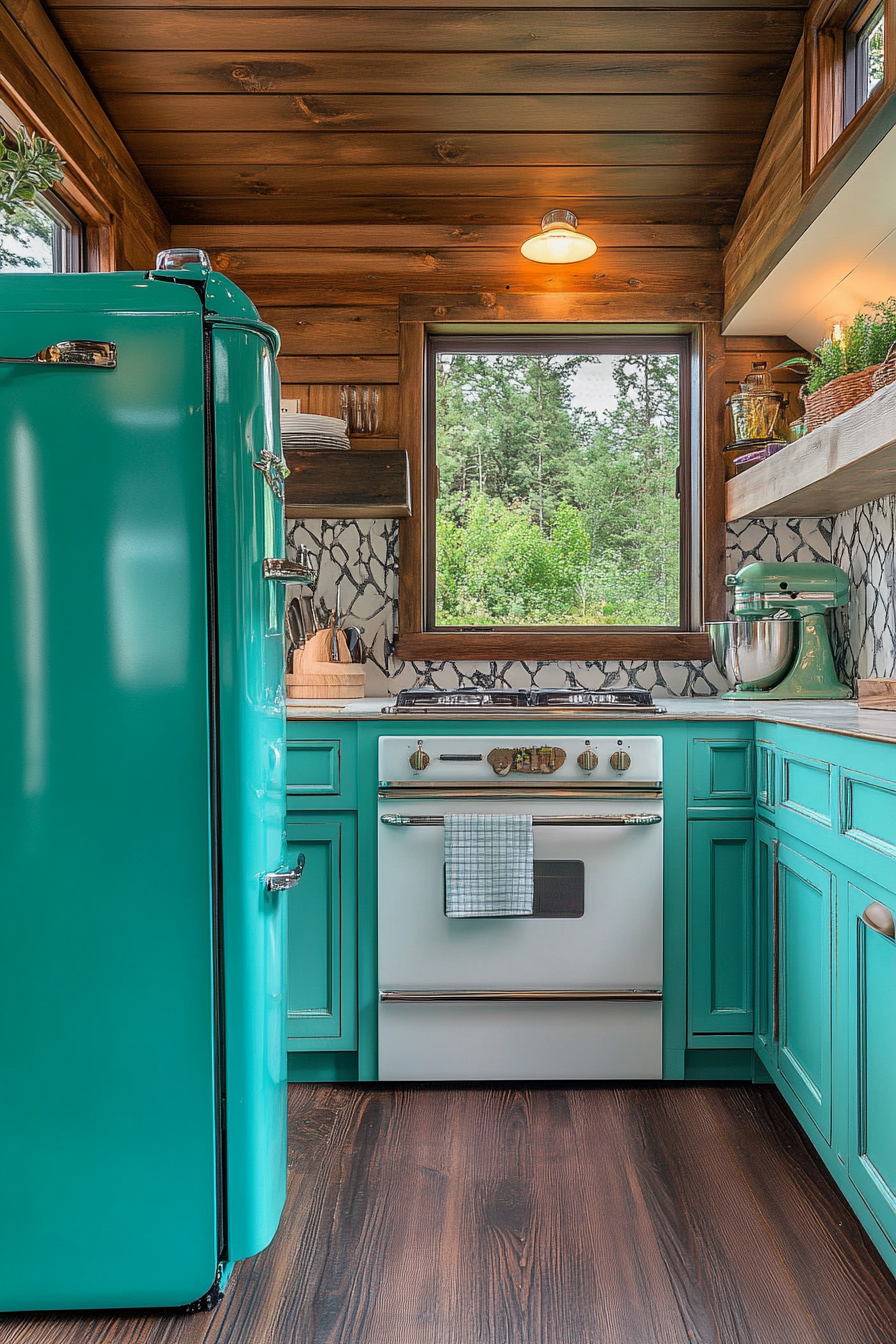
[{"xmin": 4, "ymin": 1084, "xmax": 896, "ymax": 1344}]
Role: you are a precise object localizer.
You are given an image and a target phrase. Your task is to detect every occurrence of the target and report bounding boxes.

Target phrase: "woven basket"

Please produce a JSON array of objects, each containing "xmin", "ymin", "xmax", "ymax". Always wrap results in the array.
[
  {"xmin": 872, "ymin": 342, "xmax": 896, "ymax": 393},
  {"xmin": 803, "ymin": 364, "xmax": 881, "ymax": 432}
]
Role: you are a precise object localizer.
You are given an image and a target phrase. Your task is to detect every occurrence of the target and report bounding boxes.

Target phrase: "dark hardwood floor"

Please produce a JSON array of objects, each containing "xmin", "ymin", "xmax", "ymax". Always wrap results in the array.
[{"xmin": 6, "ymin": 1083, "xmax": 896, "ymax": 1344}]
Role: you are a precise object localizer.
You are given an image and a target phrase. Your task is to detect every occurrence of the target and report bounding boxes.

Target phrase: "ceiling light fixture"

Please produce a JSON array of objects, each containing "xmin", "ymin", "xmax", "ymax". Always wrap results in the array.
[{"xmin": 520, "ymin": 209, "xmax": 597, "ymax": 264}]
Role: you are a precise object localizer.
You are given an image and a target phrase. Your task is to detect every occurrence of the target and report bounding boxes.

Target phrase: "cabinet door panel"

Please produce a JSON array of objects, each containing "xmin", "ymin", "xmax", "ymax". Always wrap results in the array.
[
  {"xmin": 688, "ymin": 820, "xmax": 754, "ymax": 1038},
  {"xmin": 776, "ymin": 843, "xmax": 833, "ymax": 1142},
  {"xmin": 848, "ymin": 880, "xmax": 896, "ymax": 1245},
  {"xmin": 754, "ymin": 819, "xmax": 776, "ymax": 1066},
  {"xmin": 285, "ymin": 815, "xmax": 357, "ymax": 1050},
  {"xmin": 689, "ymin": 738, "xmax": 754, "ymax": 804}
]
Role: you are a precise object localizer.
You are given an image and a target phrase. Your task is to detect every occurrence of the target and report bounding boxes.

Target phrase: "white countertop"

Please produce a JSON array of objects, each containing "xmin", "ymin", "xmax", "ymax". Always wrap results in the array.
[{"xmin": 285, "ymin": 696, "xmax": 896, "ymax": 744}]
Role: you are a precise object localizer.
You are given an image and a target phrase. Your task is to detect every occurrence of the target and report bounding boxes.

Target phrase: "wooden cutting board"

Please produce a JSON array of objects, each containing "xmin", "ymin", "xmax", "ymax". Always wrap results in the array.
[{"xmin": 857, "ymin": 679, "xmax": 896, "ymax": 710}]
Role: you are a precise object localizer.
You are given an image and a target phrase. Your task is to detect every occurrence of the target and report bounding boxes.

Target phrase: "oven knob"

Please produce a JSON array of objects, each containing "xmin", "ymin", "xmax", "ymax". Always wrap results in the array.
[
  {"xmin": 577, "ymin": 741, "xmax": 598, "ymax": 772},
  {"xmin": 610, "ymin": 750, "xmax": 631, "ymax": 772},
  {"xmin": 409, "ymin": 740, "xmax": 430, "ymax": 772}
]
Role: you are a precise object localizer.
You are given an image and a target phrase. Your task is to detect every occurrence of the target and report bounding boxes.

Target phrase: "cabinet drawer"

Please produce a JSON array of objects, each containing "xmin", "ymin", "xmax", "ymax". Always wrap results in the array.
[
  {"xmin": 779, "ymin": 751, "xmax": 833, "ymax": 829},
  {"xmin": 689, "ymin": 737, "xmax": 754, "ymax": 804},
  {"xmin": 840, "ymin": 769, "xmax": 896, "ymax": 865},
  {"xmin": 286, "ymin": 738, "xmax": 342, "ymax": 797}
]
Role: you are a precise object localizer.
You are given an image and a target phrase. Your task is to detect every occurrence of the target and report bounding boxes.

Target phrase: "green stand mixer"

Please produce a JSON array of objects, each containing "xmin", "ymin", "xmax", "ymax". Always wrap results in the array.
[{"xmin": 706, "ymin": 562, "xmax": 852, "ymax": 700}]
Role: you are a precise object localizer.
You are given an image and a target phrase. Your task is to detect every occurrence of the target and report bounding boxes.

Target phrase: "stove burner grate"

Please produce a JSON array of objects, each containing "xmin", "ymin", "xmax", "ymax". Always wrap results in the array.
[{"xmin": 387, "ymin": 685, "xmax": 660, "ymax": 714}]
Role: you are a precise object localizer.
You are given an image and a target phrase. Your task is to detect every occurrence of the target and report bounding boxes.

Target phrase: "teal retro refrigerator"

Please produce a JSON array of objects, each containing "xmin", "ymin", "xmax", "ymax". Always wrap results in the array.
[{"xmin": 0, "ymin": 255, "xmax": 307, "ymax": 1311}]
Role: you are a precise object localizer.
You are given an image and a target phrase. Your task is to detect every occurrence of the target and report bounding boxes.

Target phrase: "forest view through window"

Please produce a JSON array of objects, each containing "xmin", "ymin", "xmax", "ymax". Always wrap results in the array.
[{"xmin": 430, "ymin": 336, "xmax": 688, "ymax": 629}]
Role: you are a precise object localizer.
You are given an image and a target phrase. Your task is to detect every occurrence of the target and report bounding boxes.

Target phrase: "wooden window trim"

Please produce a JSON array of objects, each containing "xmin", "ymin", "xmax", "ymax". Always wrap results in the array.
[
  {"xmin": 803, "ymin": 0, "xmax": 895, "ymax": 189},
  {"xmin": 396, "ymin": 298, "xmax": 720, "ymax": 663}
]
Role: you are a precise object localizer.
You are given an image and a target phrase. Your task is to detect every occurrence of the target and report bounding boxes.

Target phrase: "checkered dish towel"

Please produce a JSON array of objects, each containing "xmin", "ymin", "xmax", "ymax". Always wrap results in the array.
[{"xmin": 444, "ymin": 813, "xmax": 534, "ymax": 917}]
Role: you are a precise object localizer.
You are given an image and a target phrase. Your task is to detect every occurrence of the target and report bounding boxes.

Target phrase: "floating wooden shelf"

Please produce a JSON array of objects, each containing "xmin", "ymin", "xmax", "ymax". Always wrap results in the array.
[
  {"xmin": 284, "ymin": 449, "xmax": 411, "ymax": 519},
  {"xmin": 726, "ymin": 380, "xmax": 896, "ymax": 520}
]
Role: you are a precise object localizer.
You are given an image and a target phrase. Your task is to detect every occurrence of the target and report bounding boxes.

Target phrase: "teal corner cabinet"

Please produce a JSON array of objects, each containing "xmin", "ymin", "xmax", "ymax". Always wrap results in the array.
[
  {"xmin": 753, "ymin": 723, "xmax": 896, "ymax": 1281},
  {"xmin": 285, "ymin": 727, "xmax": 359, "ymax": 1082}
]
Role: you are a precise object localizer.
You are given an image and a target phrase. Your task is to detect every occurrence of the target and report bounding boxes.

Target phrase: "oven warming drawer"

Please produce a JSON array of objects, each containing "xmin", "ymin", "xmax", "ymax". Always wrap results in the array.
[{"xmin": 377, "ymin": 998, "xmax": 663, "ymax": 1081}]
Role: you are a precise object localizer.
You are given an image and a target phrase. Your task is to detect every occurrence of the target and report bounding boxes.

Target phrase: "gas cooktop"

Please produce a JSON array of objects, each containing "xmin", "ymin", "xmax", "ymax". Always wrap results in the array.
[{"xmin": 384, "ymin": 686, "xmax": 664, "ymax": 715}]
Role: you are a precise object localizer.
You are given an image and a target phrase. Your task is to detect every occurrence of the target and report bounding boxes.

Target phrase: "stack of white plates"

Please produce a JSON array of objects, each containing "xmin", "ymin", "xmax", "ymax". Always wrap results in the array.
[{"xmin": 280, "ymin": 412, "xmax": 351, "ymax": 451}]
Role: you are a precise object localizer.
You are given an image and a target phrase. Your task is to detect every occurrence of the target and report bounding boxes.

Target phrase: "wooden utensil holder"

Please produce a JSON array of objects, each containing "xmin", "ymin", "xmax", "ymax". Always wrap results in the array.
[{"xmin": 286, "ymin": 627, "xmax": 367, "ymax": 699}]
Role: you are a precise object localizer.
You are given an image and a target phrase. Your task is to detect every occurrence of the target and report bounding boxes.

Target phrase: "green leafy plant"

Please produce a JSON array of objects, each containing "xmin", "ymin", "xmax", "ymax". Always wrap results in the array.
[
  {"xmin": 778, "ymin": 298, "xmax": 896, "ymax": 393},
  {"xmin": 0, "ymin": 128, "xmax": 65, "ymax": 216}
]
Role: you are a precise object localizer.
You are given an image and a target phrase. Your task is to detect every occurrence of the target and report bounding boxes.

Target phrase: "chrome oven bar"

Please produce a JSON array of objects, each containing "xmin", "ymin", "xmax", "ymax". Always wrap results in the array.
[
  {"xmin": 380, "ymin": 813, "xmax": 661, "ymax": 826},
  {"xmin": 380, "ymin": 989, "xmax": 663, "ymax": 1002}
]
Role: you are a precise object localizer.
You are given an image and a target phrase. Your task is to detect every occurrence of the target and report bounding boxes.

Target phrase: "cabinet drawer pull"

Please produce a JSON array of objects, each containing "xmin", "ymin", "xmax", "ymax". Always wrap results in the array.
[{"xmin": 861, "ymin": 901, "xmax": 896, "ymax": 940}]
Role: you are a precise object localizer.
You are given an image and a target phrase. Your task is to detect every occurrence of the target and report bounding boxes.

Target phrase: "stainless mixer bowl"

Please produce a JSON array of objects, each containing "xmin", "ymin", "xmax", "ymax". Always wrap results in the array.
[{"xmin": 705, "ymin": 618, "xmax": 796, "ymax": 689}]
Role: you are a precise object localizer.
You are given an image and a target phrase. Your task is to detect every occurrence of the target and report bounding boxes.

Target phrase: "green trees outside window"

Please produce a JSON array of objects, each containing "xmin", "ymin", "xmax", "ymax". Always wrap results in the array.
[{"xmin": 431, "ymin": 340, "xmax": 685, "ymax": 629}]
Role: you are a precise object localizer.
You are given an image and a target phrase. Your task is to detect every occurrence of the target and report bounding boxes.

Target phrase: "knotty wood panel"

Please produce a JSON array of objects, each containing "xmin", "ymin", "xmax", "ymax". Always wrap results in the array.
[
  {"xmin": 210, "ymin": 246, "xmax": 723, "ymax": 288},
  {"xmin": 398, "ymin": 290, "xmax": 721, "ymax": 322},
  {"xmin": 141, "ymin": 163, "xmax": 753, "ymax": 199},
  {"xmin": 723, "ymin": 43, "xmax": 806, "ymax": 318},
  {"xmin": 279, "ymin": 356, "xmax": 399, "ymax": 383},
  {"xmin": 50, "ymin": 8, "xmax": 806, "ymax": 52},
  {"xmin": 104, "ymin": 92, "xmax": 778, "ymax": 135},
  {"xmin": 175, "ymin": 223, "xmax": 722, "ymax": 248},
  {"xmin": 167, "ymin": 197, "xmax": 743, "ymax": 226},
  {"xmin": 264, "ymin": 306, "xmax": 399, "ymax": 356},
  {"xmin": 131, "ymin": 131, "xmax": 763, "ymax": 168},
  {"xmin": 79, "ymin": 50, "xmax": 792, "ymax": 97},
  {"xmin": 6, "ymin": 1083, "xmax": 896, "ymax": 1343}
]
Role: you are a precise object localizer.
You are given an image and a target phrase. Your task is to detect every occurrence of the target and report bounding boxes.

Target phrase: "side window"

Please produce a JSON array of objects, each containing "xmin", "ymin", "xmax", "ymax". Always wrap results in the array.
[{"xmin": 0, "ymin": 192, "xmax": 82, "ymax": 274}]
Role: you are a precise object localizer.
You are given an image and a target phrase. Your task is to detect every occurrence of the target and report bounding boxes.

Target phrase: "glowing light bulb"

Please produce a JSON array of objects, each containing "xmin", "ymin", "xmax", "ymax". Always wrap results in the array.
[{"xmin": 520, "ymin": 210, "xmax": 597, "ymax": 264}]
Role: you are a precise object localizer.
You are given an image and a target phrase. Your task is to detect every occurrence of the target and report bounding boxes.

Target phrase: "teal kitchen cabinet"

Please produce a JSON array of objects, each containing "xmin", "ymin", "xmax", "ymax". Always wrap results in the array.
[
  {"xmin": 846, "ymin": 877, "xmax": 896, "ymax": 1249},
  {"xmin": 284, "ymin": 813, "xmax": 357, "ymax": 1053},
  {"xmin": 687, "ymin": 819, "xmax": 754, "ymax": 1044},
  {"xmin": 774, "ymin": 840, "xmax": 834, "ymax": 1144}
]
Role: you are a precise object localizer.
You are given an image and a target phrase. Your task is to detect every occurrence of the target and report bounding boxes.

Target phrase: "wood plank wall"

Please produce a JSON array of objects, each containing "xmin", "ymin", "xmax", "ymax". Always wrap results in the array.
[
  {"xmin": 171, "ymin": 221, "xmax": 724, "ymax": 455},
  {"xmin": 0, "ymin": 0, "xmax": 168, "ymax": 268},
  {"xmin": 723, "ymin": 42, "xmax": 806, "ymax": 318}
]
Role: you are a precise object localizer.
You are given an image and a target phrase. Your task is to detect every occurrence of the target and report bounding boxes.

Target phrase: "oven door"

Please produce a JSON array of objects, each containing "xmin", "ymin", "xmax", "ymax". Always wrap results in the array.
[{"xmin": 377, "ymin": 793, "xmax": 663, "ymax": 1081}]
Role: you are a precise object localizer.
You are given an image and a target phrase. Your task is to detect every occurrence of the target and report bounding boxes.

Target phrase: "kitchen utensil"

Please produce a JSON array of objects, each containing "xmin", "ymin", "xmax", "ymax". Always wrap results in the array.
[
  {"xmin": 287, "ymin": 597, "xmax": 305, "ymax": 646},
  {"xmin": 706, "ymin": 619, "xmax": 796, "ymax": 690},
  {"xmin": 300, "ymin": 593, "xmax": 317, "ymax": 636},
  {"xmin": 330, "ymin": 612, "xmax": 339, "ymax": 664},
  {"xmin": 343, "ymin": 626, "xmax": 365, "ymax": 662}
]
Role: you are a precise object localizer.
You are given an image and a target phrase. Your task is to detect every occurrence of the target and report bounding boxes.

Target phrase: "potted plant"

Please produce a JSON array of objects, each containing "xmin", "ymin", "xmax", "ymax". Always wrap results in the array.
[
  {"xmin": 778, "ymin": 298, "xmax": 896, "ymax": 431},
  {"xmin": 0, "ymin": 127, "xmax": 65, "ymax": 270}
]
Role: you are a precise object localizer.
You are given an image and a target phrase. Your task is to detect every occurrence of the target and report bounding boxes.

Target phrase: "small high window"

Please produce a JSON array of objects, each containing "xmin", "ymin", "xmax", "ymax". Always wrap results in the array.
[
  {"xmin": 0, "ymin": 192, "xmax": 82, "ymax": 274},
  {"xmin": 848, "ymin": 1, "xmax": 886, "ymax": 117}
]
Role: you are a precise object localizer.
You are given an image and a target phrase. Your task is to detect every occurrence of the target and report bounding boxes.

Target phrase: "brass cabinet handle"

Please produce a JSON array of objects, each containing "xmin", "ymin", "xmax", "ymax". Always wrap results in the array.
[
  {"xmin": 861, "ymin": 901, "xmax": 896, "ymax": 940},
  {"xmin": 772, "ymin": 839, "xmax": 780, "ymax": 1045}
]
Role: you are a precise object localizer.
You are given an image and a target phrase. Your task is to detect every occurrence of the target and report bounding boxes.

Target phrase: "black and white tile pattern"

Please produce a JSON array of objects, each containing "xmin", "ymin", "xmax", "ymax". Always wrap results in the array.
[{"xmin": 287, "ymin": 504, "xmax": 895, "ymax": 697}]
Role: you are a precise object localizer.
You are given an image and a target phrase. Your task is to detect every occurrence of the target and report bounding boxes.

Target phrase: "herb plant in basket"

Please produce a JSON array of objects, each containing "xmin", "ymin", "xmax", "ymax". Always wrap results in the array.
[{"xmin": 778, "ymin": 299, "xmax": 896, "ymax": 431}]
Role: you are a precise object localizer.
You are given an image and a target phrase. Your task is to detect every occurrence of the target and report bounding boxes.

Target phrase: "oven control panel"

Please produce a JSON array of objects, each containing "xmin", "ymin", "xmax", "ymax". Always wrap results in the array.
[{"xmin": 379, "ymin": 736, "xmax": 662, "ymax": 785}]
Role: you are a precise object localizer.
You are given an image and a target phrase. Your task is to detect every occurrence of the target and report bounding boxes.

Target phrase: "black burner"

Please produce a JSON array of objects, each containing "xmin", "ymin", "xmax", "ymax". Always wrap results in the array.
[
  {"xmin": 393, "ymin": 686, "xmax": 529, "ymax": 709},
  {"xmin": 528, "ymin": 687, "xmax": 655, "ymax": 709}
]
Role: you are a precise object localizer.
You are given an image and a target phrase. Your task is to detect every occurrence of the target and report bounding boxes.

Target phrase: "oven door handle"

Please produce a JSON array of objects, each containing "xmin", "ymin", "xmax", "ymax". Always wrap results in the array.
[
  {"xmin": 380, "ymin": 989, "xmax": 663, "ymax": 1002},
  {"xmin": 380, "ymin": 813, "xmax": 662, "ymax": 826}
]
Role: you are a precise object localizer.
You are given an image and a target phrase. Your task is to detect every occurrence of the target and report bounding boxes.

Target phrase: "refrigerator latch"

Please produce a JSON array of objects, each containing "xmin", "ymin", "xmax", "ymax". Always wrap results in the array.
[{"xmin": 265, "ymin": 853, "xmax": 305, "ymax": 893}]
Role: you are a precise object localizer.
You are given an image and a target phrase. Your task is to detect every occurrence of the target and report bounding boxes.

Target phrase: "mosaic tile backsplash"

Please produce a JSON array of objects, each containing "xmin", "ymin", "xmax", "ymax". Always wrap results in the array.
[{"xmin": 286, "ymin": 499, "xmax": 896, "ymax": 697}]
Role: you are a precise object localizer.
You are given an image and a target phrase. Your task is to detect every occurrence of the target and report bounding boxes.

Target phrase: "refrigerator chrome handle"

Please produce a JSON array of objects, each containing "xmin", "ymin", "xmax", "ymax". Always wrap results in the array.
[
  {"xmin": 263, "ymin": 557, "xmax": 316, "ymax": 585},
  {"xmin": 0, "ymin": 340, "xmax": 116, "ymax": 368},
  {"xmin": 253, "ymin": 445, "xmax": 289, "ymax": 502},
  {"xmin": 265, "ymin": 853, "xmax": 305, "ymax": 893}
]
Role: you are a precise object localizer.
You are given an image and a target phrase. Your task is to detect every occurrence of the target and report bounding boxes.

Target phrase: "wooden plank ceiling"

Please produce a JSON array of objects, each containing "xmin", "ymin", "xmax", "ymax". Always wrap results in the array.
[{"xmin": 46, "ymin": 0, "xmax": 807, "ymax": 240}]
